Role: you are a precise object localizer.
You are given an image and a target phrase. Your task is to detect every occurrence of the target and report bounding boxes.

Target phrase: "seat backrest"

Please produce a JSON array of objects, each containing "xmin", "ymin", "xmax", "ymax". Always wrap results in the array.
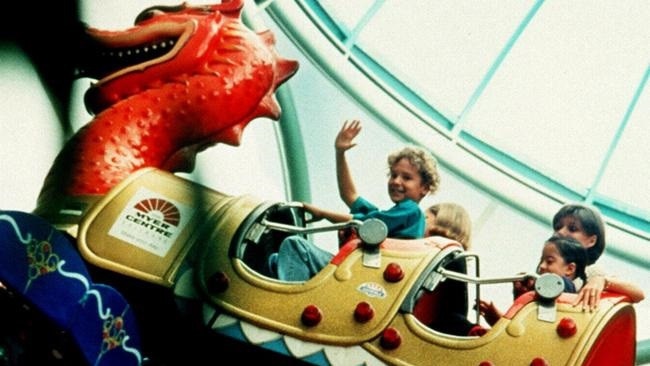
[
  {"xmin": 413, "ymin": 255, "xmax": 474, "ymax": 336},
  {"xmin": 413, "ymin": 286, "xmax": 443, "ymax": 326},
  {"xmin": 240, "ymin": 203, "xmax": 305, "ymax": 276}
]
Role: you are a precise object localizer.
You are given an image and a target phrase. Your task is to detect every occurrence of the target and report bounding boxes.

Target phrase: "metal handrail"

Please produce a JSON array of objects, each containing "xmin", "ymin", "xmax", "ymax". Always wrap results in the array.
[
  {"xmin": 260, "ymin": 218, "xmax": 364, "ymax": 236},
  {"xmin": 438, "ymin": 268, "xmax": 539, "ymax": 286}
]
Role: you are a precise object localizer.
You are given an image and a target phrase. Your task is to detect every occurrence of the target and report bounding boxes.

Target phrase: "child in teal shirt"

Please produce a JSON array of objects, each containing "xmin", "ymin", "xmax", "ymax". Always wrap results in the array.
[{"xmin": 271, "ymin": 120, "xmax": 440, "ymax": 281}]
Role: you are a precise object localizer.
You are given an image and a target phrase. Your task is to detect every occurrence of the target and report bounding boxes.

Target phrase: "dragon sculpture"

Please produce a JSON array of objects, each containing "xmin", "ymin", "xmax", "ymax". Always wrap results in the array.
[
  {"xmin": 35, "ymin": 0, "xmax": 298, "ymax": 224},
  {"xmin": 1, "ymin": 1, "xmax": 298, "ymax": 365}
]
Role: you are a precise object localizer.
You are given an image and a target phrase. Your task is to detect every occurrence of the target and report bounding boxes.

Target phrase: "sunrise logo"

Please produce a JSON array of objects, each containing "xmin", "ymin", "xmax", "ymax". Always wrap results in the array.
[
  {"xmin": 109, "ymin": 188, "xmax": 193, "ymax": 257},
  {"xmin": 123, "ymin": 198, "xmax": 181, "ymax": 240},
  {"xmin": 133, "ymin": 198, "xmax": 181, "ymax": 226}
]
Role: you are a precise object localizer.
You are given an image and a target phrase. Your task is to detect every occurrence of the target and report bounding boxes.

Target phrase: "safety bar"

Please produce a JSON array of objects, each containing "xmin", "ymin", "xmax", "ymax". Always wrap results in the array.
[
  {"xmin": 260, "ymin": 218, "xmax": 365, "ymax": 236},
  {"xmin": 438, "ymin": 268, "xmax": 539, "ymax": 286}
]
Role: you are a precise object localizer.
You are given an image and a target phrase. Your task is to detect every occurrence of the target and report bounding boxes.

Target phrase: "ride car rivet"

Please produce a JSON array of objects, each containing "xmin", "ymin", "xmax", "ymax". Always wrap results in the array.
[
  {"xmin": 380, "ymin": 327, "xmax": 401, "ymax": 349},
  {"xmin": 301, "ymin": 305, "xmax": 322, "ymax": 326},
  {"xmin": 556, "ymin": 316, "xmax": 577, "ymax": 338},
  {"xmin": 383, "ymin": 262, "xmax": 404, "ymax": 282},
  {"xmin": 530, "ymin": 357, "xmax": 549, "ymax": 366},
  {"xmin": 354, "ymin": 301, "xmax": 375, "ymax": 323},
  {"xmin": 207, "ymin": 271, "xmax": 229, "ymax": 293}
]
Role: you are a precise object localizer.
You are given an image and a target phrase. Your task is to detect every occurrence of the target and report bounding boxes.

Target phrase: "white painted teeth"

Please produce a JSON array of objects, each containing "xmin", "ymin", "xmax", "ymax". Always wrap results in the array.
[{"xmin": 101, "ymin": 39, "xmax": 176, "ymax": 58}]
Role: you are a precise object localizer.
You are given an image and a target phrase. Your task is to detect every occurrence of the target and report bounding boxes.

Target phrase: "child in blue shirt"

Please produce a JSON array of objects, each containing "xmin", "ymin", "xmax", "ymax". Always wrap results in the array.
[{"xmin": 271, "ymin": 119, "xmax": 440, "ymax": 281}]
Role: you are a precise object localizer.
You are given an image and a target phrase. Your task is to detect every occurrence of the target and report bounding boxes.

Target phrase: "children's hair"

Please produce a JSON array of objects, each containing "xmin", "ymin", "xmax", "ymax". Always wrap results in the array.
[
  {"xmin": 427, "ymin": 202, "xmax": 472, "ymax": 250},
  {"xmin": 387, "ymin": 146, "xmax": 440, "ymax": 195},
  {"xmin": 544, "ymin": 234, "xmax": 588, "ymax": 284},
  {"xmin": 552, "ymin": 203, "xmax": 606, "ymax": 265}
]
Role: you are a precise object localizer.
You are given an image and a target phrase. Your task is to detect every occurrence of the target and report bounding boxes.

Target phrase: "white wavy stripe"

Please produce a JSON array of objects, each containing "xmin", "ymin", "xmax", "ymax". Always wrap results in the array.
[
  {"xmin": 0, "ymin": 214, "xmax": 33, "ymax": 244},
  {"xmin": 58, "ymin": 260, "xmax": 112, "ymax": 318},
  {"xmin": 56, "ymin": 260, "xmax": 91, "ymax": 291},
  {"xmin": 118, "ymin": 335, "xmax": 143, "ymax": 365},
  {"xmin": 0, "ymin": 215, "xmax": 142, "ymax": 363},
  {"xmin": 58, "ymin": 258, "xmax": 143, "ymax": 362}
]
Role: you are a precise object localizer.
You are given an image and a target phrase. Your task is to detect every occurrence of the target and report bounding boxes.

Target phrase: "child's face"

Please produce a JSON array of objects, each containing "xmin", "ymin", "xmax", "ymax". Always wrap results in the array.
[
  {"xmin": 553, "ymin": 216, "xmax": 597, "ymax": 249},
  {"xmin": 387, "ymin": 158, "xmax": 429, "ymax": 203},
  {"xmin": 537, "ymin": 242, "xmax": 574, "ymax": 278}
]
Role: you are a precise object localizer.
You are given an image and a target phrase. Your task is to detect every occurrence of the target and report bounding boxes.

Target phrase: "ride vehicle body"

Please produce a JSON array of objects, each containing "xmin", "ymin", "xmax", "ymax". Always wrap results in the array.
[{"xmin": 79, "ymin": 168, "xmax": 639, "ymax": 366}]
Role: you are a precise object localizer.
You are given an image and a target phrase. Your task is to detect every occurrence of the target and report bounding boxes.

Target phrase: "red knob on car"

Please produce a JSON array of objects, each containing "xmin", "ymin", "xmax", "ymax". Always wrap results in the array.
[
  {"xmin": 207, "ymin": 271, "xmax": 230, "ymax": 293},
  {"xmin": 380, "ymin": 327, "xmax": 402, "ymax": 349},
  {"xmin": 383, "ymin": 262, "xmax": 404, "ymax": 282},
  {"xmin": 301, "ymin": 304, "xmax": 322, "ymax": 326},
  {"xmin": 530, "ymin": 357, "xmax": 550, "ymax": 366},
  {"xmin": 354, "ymin": 301, "xmax": 375, "ymax": 323},
  {"xmin": 556, "ymin": 316, "xmax": 577, "ymax": 338}
]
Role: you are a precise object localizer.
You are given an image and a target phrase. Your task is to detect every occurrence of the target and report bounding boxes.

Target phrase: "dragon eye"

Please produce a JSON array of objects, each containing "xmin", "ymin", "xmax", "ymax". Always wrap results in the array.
[
  {"xmin": 134, "ymin": 4, "xmax": 187, "ymax": 24},
  {"xmin": 134, "ymin": 9, "xmax": 162, "ymax": 24}
]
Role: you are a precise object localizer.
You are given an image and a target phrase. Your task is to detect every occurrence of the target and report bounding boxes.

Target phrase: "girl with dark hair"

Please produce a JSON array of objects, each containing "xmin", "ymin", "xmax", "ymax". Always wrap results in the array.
[
  {"xmin": 479, "ymin": 235, "xmax": 588, "ymax": 326},
  {"xmin": 552, "ymin": 203, "xmax": 644, "ymax": 310},
  {"xmin": 511, "ymin": 203, "xmax": 645, "ymax": 311}
]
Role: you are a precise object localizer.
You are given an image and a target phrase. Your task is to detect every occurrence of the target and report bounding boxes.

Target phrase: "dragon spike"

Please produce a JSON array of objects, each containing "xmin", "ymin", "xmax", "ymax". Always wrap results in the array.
[
  {"xmin": 213, "ymin": 123, "xmax": 246, "ymax": 146},
  {"xmin": 257, "ymin": 30, "xmax": 299, "ymax": 89},
  {"xmin": 255, "ymin": 95, "xmax": 282, "ymax": 121},
  {"xmin": 275, "ymin": 59, "xmax": 300, "ymax": 89},
  {"xmin": 210, "ymin": 0, "xmax": 244, "ymax": 17}
]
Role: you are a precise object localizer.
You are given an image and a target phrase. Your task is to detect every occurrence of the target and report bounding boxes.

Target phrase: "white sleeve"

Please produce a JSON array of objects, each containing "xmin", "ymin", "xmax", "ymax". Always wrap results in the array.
[{"xmin": 585, "ymin": 264, "xmax": 608, "ymax": 279}]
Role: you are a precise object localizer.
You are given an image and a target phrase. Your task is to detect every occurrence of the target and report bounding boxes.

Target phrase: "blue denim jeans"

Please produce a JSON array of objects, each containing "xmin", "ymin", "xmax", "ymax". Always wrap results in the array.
[{"xmin": 275, "ymin": 235, "xmax": 333, "ymax": 281}]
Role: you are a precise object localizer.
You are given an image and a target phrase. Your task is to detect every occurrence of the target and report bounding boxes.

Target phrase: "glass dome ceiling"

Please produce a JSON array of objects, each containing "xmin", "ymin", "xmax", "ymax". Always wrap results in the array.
[{"xmin": 262, "ymin": 0, "xmax": 650, "ymax": 237}]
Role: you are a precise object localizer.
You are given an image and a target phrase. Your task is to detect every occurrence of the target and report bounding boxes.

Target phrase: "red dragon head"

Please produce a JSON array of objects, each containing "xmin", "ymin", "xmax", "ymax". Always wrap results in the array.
[
  {"xmin": 78, "ymin": 0, "xmax": 298, "ymax": 143},
  {"xmin": 38, "ymin": 0, "xmax": 298, "ymax": 200}
]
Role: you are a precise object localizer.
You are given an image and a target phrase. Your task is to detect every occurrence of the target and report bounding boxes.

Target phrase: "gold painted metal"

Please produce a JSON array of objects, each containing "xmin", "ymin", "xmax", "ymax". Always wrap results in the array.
[
  {"xmin": 77, "ymin": 168, "xmax": 265, "ymax": 287},
  {"xmin": 66, "ymin": 168, "xmax": 637, "ymax": 365}
]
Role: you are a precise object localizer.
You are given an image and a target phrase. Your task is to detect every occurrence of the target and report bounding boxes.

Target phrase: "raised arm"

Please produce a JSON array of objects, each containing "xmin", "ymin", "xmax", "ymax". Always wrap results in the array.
[{"xmin": 335, "ymin": 120, "xmax": 362, "ymax": 207}]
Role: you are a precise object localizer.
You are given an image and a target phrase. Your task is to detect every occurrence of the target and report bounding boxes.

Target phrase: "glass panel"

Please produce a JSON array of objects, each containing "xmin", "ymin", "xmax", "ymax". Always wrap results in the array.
[
  {"xmin": 597, "ymin": 79, "xmax": 650, "ymax": 216},
  {"xmin": 318, "ymin": 0, "xmax": 377, "ymax": 35},
  {"xmin": 188, "ymin": 121, "xmax": 287, "ymax": 202},
  {"xmin": 355, "ymin": 0, "xmax": 535, "ymax": 119},
  {"xmin": 463, "ymin": 1, "xmax": 650, "ymax": 192}
]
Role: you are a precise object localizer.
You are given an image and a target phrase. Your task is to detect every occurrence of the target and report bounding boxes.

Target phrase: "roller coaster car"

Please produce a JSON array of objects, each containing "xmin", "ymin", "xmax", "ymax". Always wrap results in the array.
[{"xmin": 0, "ymin": 168, "xmax": 638, "ymax": 365}]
